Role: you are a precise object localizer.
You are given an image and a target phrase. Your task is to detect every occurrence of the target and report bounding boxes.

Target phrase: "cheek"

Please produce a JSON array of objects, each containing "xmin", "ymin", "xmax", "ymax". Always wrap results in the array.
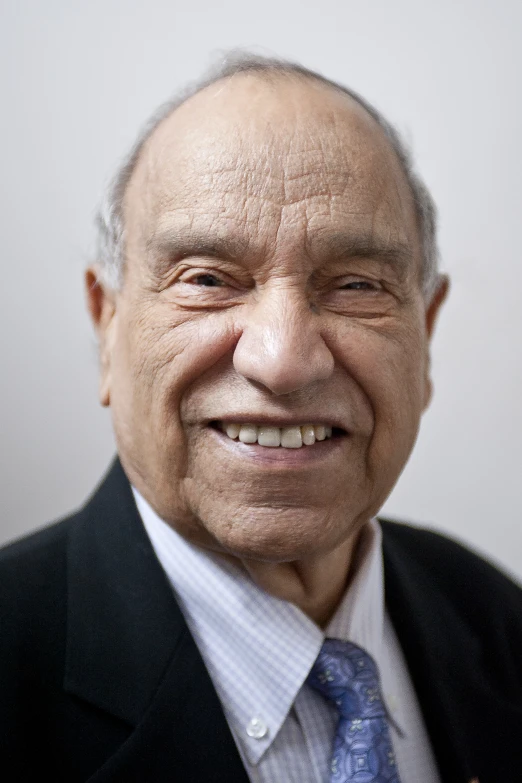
[
  {"xmin": 332, "ymin": 321, "xmax": 427, "ymax": 464},
  {"xmin": 372, "ymin": 346, "xmax": 426, "ymax": 482},
  {"xmin": 112, "ymin": 302, "xmax": 240, "ymax": 422},
  {"xmin": 107, "ymin": 301, "xmax": 243, "ymax": 529}
]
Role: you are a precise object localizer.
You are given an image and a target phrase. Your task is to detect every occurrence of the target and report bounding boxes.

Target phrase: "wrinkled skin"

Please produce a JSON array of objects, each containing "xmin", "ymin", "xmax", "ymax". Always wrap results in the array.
[{"xmin": 87, "ymin": 74, "xmax": 448, "ymax": 624}]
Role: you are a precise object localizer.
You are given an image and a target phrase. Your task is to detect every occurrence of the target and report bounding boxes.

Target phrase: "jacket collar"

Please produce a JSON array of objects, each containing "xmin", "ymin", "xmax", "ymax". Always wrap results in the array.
[
  {"xmin": 64, "ymin": 458, "xmax": 250, "ymax": 782},
  {"xmin": 382, "ymin": 519, "xmax": 522, "ymax": 783},
  {"xmin": 64, "ymin": 458, "xmax": 182, "ymax": 724}
]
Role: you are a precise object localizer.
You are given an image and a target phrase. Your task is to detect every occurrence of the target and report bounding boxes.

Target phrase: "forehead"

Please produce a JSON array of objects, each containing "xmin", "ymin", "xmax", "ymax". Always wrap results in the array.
[{"xmin": 124, "ymin": 74, "xmax": 419, "ymax": 262}]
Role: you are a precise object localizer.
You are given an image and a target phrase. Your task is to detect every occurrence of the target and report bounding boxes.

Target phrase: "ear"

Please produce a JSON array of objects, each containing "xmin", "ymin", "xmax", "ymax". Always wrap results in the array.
[
  {"xmin": 423, "ymin": 274, "xmax": 450, "ymax": 410},
  {"xmin": 85, "ymin": 265, "xmax": 117, "ymax": 407}
]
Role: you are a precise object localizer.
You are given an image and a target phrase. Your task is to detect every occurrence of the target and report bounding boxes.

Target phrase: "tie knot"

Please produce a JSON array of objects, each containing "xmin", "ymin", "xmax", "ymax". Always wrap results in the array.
[{"xmin": 307, "ymin": 639, "xmax": 387, "ymax": 720}]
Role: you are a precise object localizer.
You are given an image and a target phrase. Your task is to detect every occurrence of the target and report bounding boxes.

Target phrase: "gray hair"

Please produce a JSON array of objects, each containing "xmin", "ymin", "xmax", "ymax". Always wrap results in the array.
[{"xmin": 96, "ymin": 52, "xmax": 440, "ymax": 299}]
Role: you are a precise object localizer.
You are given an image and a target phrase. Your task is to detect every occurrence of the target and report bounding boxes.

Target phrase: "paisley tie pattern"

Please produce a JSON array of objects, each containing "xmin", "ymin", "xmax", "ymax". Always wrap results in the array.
[{"xmin": 307, "ymin": 639, "xmax": 401, "ymax": 783}]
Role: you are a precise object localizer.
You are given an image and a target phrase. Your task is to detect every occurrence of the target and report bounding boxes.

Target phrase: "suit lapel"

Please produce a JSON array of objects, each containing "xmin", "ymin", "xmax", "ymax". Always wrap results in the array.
[
  {"xmin": 382, "ymin": 520, "xmax": 522, "ymax": 783},
  {"xmin": 65, "ymin": 459, "xmax": 249, "ymax": 782},
  {"xmin": 87, "ymin": 629, "xmax": 251, "ymax": 783}
]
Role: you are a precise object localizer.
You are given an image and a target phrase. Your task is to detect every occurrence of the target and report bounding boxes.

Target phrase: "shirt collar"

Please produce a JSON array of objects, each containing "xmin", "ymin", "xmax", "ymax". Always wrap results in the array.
[
  {"xmin": 134, "ymin": 488, "xmax": 384, "ymax": 765},
  {"xmin": 326, "ymin": 519, "xmax": 384, "ymax": 661}
]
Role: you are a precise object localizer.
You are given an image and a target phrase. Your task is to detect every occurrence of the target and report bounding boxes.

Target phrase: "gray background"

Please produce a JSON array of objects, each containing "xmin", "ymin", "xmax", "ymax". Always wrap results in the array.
[{"xmin": 1, "ymin": 0, "xmax": 520, "ymax": 582}]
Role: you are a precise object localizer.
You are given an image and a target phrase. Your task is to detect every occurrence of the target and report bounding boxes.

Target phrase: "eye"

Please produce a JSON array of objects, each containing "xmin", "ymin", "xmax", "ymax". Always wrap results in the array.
[
  {"xmin": 191, "ymin": 273, "xmax": 224, "ymax": 287},
  {"xmin": 339, "ymin": 280, "xmax": 380, "ymax": 291}
]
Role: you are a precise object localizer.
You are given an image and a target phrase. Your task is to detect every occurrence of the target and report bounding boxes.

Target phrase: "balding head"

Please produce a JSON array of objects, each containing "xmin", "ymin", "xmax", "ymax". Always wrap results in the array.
[
  {"xmin": 96, "ymin": 55, "xmax": 440, "ymax": 299},
  {"xmin": 123, "ymin": 70, "xmax": 421, "ymax": 303}
]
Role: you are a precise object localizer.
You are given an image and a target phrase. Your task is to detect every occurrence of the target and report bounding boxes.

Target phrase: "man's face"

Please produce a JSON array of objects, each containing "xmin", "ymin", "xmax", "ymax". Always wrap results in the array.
[{"xmin": 92, "ymin": 75, "xmax": 445, "ymax": 563}]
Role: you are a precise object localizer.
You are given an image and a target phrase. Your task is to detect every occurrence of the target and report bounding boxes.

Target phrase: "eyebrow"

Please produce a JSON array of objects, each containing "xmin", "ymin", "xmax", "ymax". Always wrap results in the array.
[
  {"xmin": 147, "ymin": 226, "xmax": 251, "ymax": 264},
  {"xmin": 308, "ymin": 231, "xmax": 415, "ymax": 269},
  {"xmin": 147, "ymin": 225, "xmax": 415, "ymax": 277}
]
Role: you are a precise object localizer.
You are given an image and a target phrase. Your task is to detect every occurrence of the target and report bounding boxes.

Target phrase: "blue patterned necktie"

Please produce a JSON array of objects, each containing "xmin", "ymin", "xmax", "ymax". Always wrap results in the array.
[{"xmin": 307, "ymin": 638, "xmax": 401, "ymax": 783}]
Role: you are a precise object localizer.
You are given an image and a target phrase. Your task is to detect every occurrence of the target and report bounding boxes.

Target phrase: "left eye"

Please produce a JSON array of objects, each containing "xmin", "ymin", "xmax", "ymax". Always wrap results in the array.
[
  {"xmin": 191, "ymin": 274, "xmax": 224, "ymax": 287},
  {"xmin": 340, "ymin": 281, "xmax": 377, "ymax": 290}
]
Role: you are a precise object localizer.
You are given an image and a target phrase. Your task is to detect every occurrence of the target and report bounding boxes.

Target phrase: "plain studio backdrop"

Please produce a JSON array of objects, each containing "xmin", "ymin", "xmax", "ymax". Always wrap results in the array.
[{"xmin": 1, "ymin": 0, "xmax": 520, "ymax": 582}]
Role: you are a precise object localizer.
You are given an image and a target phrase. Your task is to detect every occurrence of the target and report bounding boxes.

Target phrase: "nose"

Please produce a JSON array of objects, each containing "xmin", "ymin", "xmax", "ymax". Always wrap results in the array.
[{"xmin": 233, "ymin": 286, "xmax": 335, "ymax": 395}]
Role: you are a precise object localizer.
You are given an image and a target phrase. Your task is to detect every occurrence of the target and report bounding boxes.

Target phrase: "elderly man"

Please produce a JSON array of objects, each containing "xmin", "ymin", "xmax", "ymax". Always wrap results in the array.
[{"xmin": 1, "ymin": 55, "xmax": 521, "ymax": 783}]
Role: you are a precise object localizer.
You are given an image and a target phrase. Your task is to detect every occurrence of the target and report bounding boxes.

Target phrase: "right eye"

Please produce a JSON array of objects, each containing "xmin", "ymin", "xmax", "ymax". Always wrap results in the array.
[{"xmin": 188, "ymin": 273, "xmax": 224, "ymax": 287}]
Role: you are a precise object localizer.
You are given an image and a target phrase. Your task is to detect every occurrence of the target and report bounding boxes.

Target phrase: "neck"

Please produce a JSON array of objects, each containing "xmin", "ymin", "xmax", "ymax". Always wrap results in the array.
[{"xmin": 240, "ymin": 531, "xmax": 363, "ymax": 627}]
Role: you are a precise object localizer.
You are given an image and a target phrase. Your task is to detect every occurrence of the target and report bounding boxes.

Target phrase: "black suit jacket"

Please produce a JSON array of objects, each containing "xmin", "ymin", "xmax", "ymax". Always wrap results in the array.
[{"xmin": 1, "ymin": 459, "xmax": 521, "ymax": 782}]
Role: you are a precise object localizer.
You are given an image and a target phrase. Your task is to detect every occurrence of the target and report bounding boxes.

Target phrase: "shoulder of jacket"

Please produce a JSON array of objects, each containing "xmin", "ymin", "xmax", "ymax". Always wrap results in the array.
[{"xmin": 379, "ymin": 516, "xmax": 522, "ymax": 621}]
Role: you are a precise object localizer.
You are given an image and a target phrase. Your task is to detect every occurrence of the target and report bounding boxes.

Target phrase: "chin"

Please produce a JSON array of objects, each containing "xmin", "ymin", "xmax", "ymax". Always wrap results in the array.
[{"xmin": 200, "ymin": 504, "xmax": 358, "ymax": 563}]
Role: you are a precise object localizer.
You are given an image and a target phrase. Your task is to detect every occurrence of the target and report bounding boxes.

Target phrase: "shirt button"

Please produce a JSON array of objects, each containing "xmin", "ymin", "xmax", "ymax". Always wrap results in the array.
[{"xmin": 246, "ymin": 717, "xmax": 268, "ymax": 739}]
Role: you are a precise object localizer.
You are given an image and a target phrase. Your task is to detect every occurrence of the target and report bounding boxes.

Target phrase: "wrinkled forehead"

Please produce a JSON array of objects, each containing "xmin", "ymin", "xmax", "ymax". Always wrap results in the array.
[{"xmin": 124, "ymin": 74, "xmax": 419, "ymax": 259}]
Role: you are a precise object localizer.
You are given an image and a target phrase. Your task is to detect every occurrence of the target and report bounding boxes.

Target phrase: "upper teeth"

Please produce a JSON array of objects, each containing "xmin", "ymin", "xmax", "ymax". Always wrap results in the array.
[{"xmin": 221, "ymin": 423, "xmax": 333, "ymax": 448}]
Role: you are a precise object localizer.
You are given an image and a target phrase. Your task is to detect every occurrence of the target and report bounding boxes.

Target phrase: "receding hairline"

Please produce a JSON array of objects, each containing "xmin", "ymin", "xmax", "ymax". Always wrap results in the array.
[
  {"xmin": 130, "ymin": 67, "xmax": 400, "ymax": 184},
  {"xmin": 96, "ymin": 52, "xmax": 441, "ymax": 298}
]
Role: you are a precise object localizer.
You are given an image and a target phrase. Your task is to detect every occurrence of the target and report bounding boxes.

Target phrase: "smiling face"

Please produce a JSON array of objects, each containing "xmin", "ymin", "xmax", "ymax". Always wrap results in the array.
[{"xmin": 90, "ymin": 73, "xmax": 446, "ymax": 563}]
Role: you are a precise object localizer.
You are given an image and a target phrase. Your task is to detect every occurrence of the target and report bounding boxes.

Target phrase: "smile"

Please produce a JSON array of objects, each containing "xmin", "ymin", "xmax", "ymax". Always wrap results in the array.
[{"xmin": 217, "ymin": 421, "xmax": 335, "ymax": 449}]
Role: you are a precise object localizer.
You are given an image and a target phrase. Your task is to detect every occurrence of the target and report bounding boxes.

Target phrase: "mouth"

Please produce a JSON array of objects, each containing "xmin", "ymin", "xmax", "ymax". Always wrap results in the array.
[{"xmin": 211, "ymin": 421, "xmax": 346, "ymax": 449}]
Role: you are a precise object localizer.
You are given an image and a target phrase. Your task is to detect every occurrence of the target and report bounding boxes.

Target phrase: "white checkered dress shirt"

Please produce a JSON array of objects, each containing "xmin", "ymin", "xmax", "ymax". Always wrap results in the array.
[{"xmin": 134, "ymin": 489, "xmax": 441, "ymax": 783}]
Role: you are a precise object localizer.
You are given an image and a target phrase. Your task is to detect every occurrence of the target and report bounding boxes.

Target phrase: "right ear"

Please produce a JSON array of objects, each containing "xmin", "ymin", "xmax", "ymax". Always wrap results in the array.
[{"xmin": 85, "ymin": 265, "xmax": 117, "ymax": 407}]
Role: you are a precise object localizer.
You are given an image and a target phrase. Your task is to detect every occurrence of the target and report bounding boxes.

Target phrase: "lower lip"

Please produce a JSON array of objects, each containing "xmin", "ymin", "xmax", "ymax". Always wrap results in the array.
[{"xmin": 208, "ymin": 427, "xmax": 347, "ymax": 467}]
